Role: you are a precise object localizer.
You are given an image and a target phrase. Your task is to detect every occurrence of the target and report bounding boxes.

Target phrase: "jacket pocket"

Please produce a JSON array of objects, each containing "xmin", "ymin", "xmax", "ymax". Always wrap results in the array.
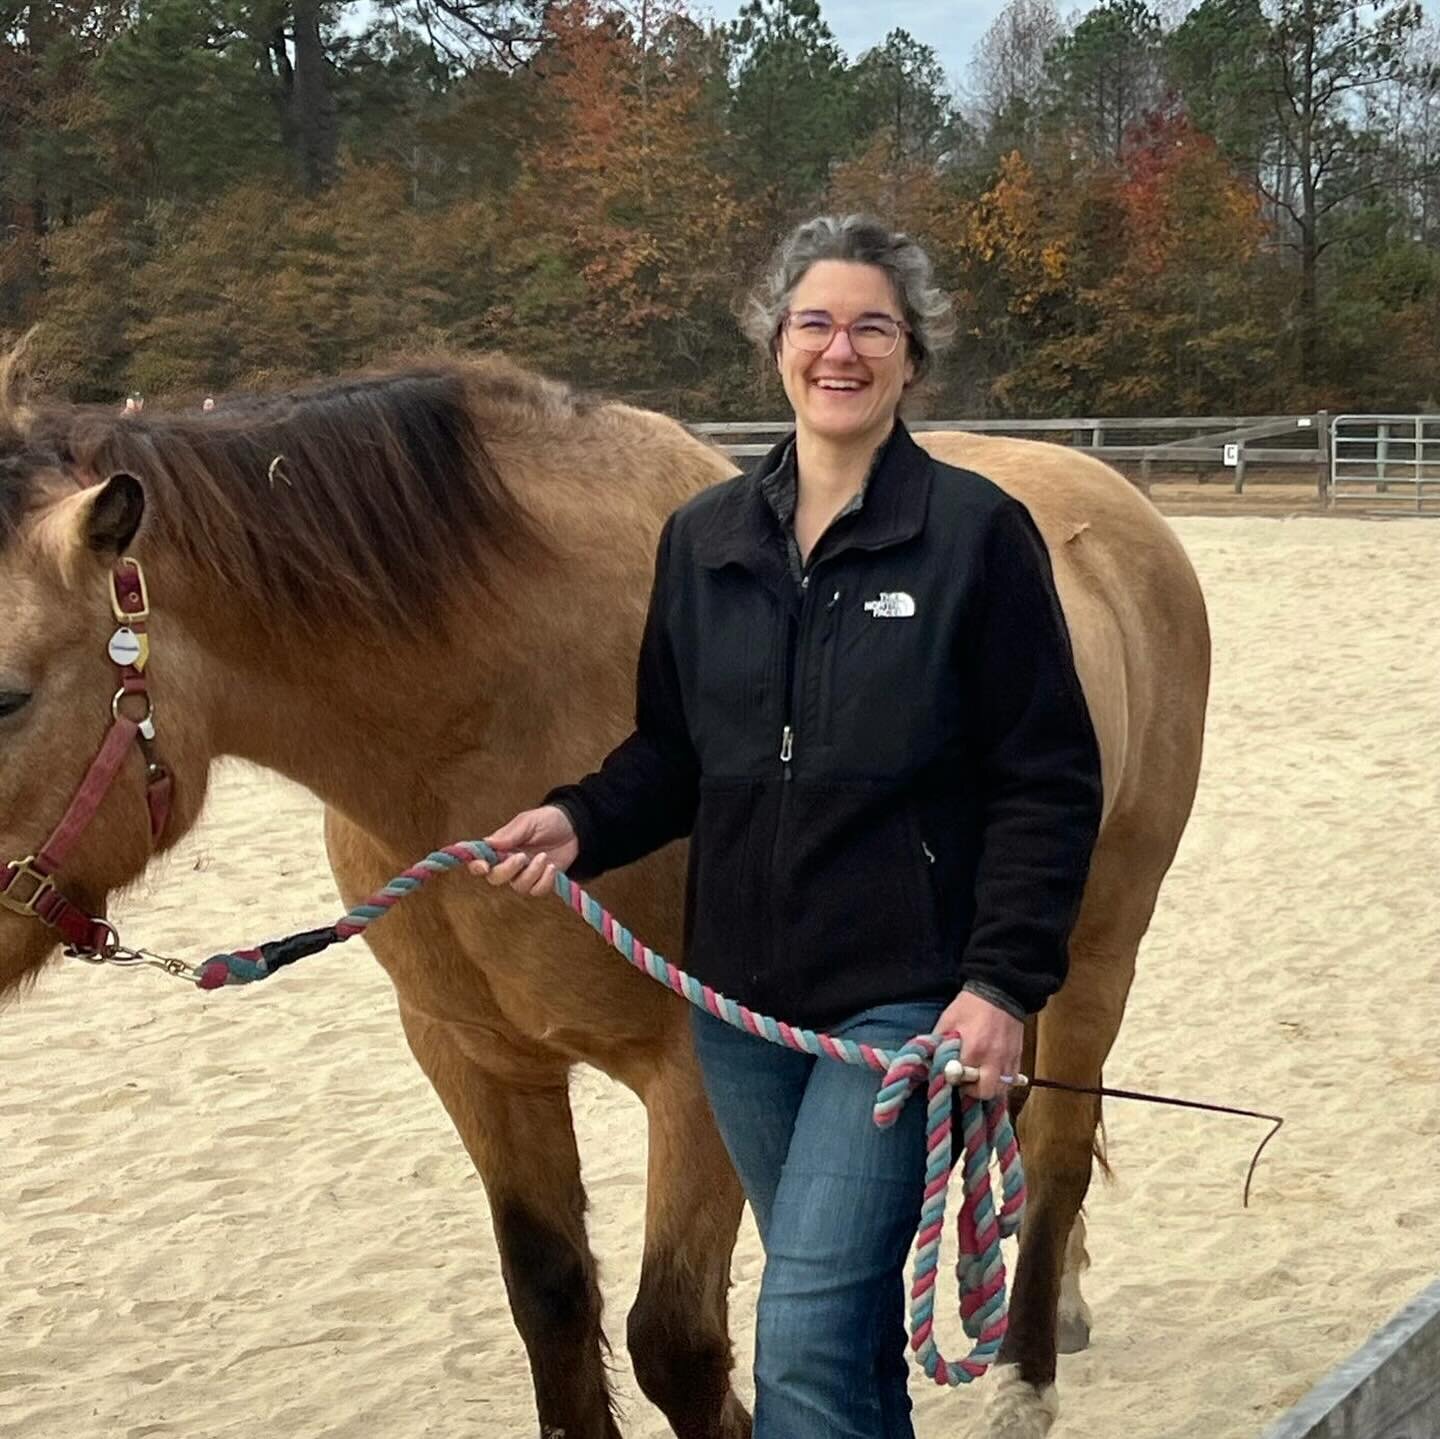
[
  {"xmin": 779, "ymin": 782, "xmax": 940, "ymax": 984},
  {"xmin": 908, "ymin": 811, "xmax": 944, "ymax": 957}
]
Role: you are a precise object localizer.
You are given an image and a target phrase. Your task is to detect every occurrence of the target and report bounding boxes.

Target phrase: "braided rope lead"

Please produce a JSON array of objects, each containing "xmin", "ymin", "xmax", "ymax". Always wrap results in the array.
[{"xmin": 197, "ymin": 841, "xmax": 1025, "ymax": 1385}]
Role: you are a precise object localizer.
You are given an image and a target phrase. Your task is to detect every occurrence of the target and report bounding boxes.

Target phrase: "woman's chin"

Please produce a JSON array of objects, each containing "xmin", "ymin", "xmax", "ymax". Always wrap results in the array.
[{"xmin": 797, "ymin": 406, "xmax": 883, "ymax": 444}]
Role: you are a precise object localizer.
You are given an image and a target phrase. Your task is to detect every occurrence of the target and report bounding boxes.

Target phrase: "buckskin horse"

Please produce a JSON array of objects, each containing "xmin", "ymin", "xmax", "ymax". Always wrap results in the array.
[{"xmin": 0, "ymin": 347, "xmax": 1209, "ymax": 1439}]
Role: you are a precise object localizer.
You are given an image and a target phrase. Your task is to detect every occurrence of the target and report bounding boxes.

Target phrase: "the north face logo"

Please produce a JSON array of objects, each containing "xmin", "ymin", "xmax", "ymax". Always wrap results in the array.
[{"xmin": 863, "ymin": 591, "xmax": 916, "ymax": 619}]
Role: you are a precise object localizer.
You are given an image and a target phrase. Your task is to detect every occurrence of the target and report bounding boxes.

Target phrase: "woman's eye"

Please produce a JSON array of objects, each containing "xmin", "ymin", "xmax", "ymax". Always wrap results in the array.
[
  {"xmin": 796, "ymin": 315, "xmax": 831, "ymax": 331},
  {"xmin": 0, "ymin": 690, "xmax": 32, "ymax": 719},
  {"xmin": 855, "ymin": 322, "xmax": 890, "ymax": 338}
]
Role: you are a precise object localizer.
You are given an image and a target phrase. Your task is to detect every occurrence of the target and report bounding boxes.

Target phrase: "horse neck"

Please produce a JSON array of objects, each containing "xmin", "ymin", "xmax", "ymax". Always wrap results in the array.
[
  {"xmin": 152, "ymin": 561, "xmax": 503, "ymax": 849},
  {"xmin": 148, "ymin": 533, "xmax": 625, "ymax": 857},
  {"xmin": 138, "ymin": 403, "xmax": 724, "ymax": 853}
]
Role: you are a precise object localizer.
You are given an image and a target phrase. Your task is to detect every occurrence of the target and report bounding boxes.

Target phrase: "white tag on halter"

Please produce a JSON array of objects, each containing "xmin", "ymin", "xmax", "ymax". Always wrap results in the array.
[
  {"xmin": 108, "ymin": 627, "xmax": 145, "ymax": 669},
  {"xmin": 138, "ymin": 715, "xmax": 156, "ymax": 741}
]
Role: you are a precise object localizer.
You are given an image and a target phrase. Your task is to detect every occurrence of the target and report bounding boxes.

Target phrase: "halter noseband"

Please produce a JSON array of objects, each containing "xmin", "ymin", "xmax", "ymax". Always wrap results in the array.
[{"xmin": 0, "ymin": 558, "xmax": 172, "ymax": 956}]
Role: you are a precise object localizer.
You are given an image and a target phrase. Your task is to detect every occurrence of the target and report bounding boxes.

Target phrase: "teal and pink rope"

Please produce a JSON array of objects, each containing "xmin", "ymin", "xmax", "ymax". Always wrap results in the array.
[{"xmin": 197, "ymin": 839, "xmax": 1026, "ymax": 1386}]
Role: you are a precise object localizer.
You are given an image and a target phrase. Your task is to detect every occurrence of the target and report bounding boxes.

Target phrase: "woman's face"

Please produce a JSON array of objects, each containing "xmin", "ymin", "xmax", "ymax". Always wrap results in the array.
[{"xmin": 776, "ymin": 260, "xmax": 915, "ymax": 446}]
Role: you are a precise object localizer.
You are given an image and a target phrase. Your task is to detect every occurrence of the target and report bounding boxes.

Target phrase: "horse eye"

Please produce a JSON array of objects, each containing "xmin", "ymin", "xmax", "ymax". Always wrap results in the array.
[{"xmin": 0, "ymin": 690, "xmax": 32, "ymax": 719}]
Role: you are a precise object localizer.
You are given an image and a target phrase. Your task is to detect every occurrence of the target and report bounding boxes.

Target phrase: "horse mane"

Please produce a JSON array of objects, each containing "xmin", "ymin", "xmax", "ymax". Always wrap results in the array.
[{"xmin": 13, "ymin": 353, "xmax": 571, "ymax": 635}]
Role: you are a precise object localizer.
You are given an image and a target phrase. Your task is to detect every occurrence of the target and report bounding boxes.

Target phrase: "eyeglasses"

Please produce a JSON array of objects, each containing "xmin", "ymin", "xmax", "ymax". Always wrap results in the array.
[{"xmin": 780, "ymin": 309, "xmax": 908, "ymax": 359}]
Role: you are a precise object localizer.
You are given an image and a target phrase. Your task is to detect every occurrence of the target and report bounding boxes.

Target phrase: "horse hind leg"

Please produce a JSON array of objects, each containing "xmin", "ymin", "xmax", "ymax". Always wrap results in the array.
[
  {"xmin": 624, "ymin": 1032, "xmax": 752, "ymax": 1439},
  {"xmin": 399, "ymin": 1004, "xmax": 621, "ymax": 1439},
  {"xmin": 1005, "ymin": 1016, "xmax": 1091, "ymax": 1358},
  {"xmin": 1056, "ymin": 1209, "xmax": 1093, "ymax": 1355},
  {"xmin": 972, "ymin": 879, "xmax": 1149, "ymax": 1439}
]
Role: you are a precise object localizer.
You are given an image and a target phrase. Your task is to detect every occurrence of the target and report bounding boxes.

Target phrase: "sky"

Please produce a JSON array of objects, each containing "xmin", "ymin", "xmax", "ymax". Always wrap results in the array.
[{"xmin": 714, "ymin": 0, "xmax": 1016, "ymax": 95}]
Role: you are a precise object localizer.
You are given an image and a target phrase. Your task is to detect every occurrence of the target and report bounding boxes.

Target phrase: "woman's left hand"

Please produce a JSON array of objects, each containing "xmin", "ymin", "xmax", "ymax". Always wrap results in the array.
[{"xmin": 934, "ymin": 989, "xmax": 1024, "ymax": 1101}]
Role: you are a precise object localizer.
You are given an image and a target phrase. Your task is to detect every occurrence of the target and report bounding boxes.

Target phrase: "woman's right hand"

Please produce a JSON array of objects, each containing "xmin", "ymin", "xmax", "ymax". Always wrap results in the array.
[{"xmin": 467, "ymin": 805, "xmax": 580, "ymax": 897}]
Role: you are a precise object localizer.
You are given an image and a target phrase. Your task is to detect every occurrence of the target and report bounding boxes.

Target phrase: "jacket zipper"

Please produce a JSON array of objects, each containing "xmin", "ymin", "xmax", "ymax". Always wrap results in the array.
[{"xmin": 762, "ymin": 567, "xmax": 821, "ymax": 983}]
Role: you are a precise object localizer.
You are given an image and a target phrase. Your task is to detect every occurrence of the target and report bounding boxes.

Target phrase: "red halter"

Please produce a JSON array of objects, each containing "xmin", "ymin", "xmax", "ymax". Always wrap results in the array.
[{"xmin": 0, "ymin": 559, "xmax": 173, "ymax": 956}]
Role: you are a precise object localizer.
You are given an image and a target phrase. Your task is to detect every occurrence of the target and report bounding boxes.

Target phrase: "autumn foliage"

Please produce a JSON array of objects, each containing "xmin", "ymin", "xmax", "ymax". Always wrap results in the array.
[{"xmin": 5, "ymin": 0, "xmax": 1440, "ymax": 416}]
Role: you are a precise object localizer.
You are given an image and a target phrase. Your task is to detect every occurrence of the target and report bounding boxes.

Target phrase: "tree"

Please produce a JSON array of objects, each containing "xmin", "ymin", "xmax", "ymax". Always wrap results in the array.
[
  {"xmin": 383, "ymin": 0, "xmax": 544, "ymax": 69},
  {"xmin": 849, "ymin": 29, "xmax": 954, "ymax": 167},
  {"xmin": 725, "ymin": 0, "xmax": 856, "ymax": 231},
  {"xmin": 1079, "ymin": 111, "xmax": 1280, "ymax": 412},
  {"xmin": 1166, "ymin": 0, "xmax": 1272, "ymax": 169},
  {"xmin": 1043, "ymin": 0, "xmax": 1165, "ymax": 161},
  {"xmin": 91, "ymin": 0, "xmax": 286, "ymax": 204},
  {"xmin": 500, "ymin": 0, "xmax": 747, "ymax": 403},
  {"xmin": 1253, "ymin": 0, "xmax": 1426, "ymax": 371},
  {"xmin": 965, "ymin": 0, "xmax": 1062, "ymax": 157}
]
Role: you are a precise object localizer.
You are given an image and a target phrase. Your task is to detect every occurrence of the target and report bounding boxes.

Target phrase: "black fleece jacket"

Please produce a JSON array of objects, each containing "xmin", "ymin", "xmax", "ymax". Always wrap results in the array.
[{"xmin": 547, "ymin": 422, "xmax": 1103, "ymax": 1032}]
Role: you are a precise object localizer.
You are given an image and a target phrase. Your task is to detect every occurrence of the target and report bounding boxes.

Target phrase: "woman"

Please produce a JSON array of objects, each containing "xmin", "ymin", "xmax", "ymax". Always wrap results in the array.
[{"xmin": 471, "ymin": 214, "xmax": 1103, "ymax": 1438}]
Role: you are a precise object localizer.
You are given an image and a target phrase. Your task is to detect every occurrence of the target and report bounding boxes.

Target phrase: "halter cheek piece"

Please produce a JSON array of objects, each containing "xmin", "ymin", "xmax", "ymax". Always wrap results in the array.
[{"xmin": 0, "ymin": 558, "xmax": 172, "ymax": 956}]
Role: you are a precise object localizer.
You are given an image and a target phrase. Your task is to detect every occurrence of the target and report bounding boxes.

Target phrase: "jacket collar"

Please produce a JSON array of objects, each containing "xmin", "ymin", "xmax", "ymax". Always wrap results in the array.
[{"xmin": 696, "ymin": 420, "xmax": 932, "ymax": 572}]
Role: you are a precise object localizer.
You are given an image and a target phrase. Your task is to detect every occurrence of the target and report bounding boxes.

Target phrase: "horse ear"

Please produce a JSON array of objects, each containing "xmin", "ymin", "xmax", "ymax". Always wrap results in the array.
[{"xmin": 84, "ymin": 473, "xmax": 146, "ymax": 554}]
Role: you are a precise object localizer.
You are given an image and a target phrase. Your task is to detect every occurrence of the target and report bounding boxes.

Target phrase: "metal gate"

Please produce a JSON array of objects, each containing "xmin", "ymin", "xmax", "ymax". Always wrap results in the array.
[{"xmin": 1330, "ymin": 414, "xmax": 1440, "ymax": 512}]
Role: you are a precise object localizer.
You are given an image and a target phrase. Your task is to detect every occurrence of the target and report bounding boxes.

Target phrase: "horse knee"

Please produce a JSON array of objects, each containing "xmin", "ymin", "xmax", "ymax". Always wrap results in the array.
[
  {"xmin": 627, "ymin": 1260, "xmax": 734, "ymax": 1428},
  {"xmin": 495, "ymin": 1201, "xmax": 600, "ymax": 1346}
]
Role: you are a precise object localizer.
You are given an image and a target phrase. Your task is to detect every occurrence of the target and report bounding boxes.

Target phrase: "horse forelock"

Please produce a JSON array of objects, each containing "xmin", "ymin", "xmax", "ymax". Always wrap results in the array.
[{"xmin": 56, "ymin": 357, "xmax": 558, "ymax": 636}]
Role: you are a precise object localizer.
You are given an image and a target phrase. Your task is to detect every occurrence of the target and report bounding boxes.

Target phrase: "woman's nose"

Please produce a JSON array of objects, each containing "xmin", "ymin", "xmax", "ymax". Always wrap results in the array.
[{"xmin": 822, "ymin": 324, "xmax": 858, "ymax": 361}]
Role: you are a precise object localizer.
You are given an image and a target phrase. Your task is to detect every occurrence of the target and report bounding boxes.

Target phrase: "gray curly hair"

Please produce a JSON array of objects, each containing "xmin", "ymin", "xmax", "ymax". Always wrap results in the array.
[{"xmin": 742, "ymin": 215, "xmax": 955, "ymax": 382}]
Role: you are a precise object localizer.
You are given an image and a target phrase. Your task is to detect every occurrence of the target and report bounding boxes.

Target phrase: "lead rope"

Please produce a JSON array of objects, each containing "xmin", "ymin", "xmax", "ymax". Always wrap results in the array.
[{"xmin": 190, "ymin": 839, "xmax": 1022, "ymax": 1385}]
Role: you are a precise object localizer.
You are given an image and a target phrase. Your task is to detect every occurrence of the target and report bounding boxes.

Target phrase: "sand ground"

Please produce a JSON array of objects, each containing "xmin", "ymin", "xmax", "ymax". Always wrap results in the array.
[{"xmin": 4, "ymin": 515, "xmax": 1438, "ymax": 1439}]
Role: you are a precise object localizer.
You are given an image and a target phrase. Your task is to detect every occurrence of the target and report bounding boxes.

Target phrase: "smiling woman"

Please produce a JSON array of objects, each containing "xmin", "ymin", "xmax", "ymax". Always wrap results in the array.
[{"xmin": 472, "ymin": 214, "xmax": 1115, "ymax": 1439}]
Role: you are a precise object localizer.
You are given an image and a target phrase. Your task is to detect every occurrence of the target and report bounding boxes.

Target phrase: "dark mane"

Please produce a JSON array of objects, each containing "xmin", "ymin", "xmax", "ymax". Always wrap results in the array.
[{"xmin": 21, "ymin": 356, "xmax": 567, "ymax": 634}]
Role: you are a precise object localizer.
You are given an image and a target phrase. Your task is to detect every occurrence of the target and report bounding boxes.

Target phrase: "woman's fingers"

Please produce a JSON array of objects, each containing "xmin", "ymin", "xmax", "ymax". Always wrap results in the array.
[
  {"xmin": 524, "ymin": 860, "xmax": 558, "ymax": 897},
  {"xmin": 465, "ymin": 848, "xmax": 555, "ymax": 897}
]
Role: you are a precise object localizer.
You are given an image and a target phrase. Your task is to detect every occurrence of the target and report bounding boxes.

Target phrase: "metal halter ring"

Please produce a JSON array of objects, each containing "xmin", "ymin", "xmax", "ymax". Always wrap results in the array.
[
  {"xmin": 66, "ymin": 918, "xmax": 121, "ymax": 961},
  {"xmin": 111, "ymin": 687, "xmax": 155, "ymax": 730}
]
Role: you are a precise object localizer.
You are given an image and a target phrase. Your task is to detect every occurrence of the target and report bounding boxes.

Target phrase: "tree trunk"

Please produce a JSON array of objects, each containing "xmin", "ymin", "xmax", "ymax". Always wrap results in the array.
[{"xmin": 289, "ymin": 0, "xmax": 337, "ymax": 195}]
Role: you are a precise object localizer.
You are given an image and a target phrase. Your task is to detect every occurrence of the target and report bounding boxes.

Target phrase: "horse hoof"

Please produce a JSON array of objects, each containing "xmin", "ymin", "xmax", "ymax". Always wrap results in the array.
[
  {"xmin": 967, "ymin": 1364, "xmax": 1060, "ymax": 1439},
  {"xmin": 1056, "ymin": 1298, "xmax": 1093, "ymax": 1354}
]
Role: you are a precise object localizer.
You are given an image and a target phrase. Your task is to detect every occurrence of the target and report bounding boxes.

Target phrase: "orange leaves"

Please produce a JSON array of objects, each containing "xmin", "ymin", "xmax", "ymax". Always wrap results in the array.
[
  {"xmin": 943, "ymin": 119, "xmax": 1280, "ymax": 415},
  {"xmin": 1113, "ymin": 110, "xmax": 1264, "ymax": 277},
  {"xmin": 961, "ymin": 151, "xmax": 1075, "ymax": 314},
  {"xmin": 502, "ymin": 0, "xmax": 744, "ymax": 385}
]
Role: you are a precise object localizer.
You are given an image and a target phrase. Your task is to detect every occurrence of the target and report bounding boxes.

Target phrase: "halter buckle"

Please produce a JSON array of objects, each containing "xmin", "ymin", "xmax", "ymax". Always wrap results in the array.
[
  {"xmin": 110, "ymin": 557, "xmax": 150, "ymax": 624},
  {"xmin": 0, "ymin": 855, "xmax": 53, "ymax": 917}
]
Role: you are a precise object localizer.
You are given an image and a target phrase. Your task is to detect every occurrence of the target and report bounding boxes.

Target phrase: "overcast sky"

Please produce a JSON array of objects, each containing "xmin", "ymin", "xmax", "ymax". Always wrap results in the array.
[{"xmin": 713, "ymin": 0, "xmax": 1017, "ymax": 95}]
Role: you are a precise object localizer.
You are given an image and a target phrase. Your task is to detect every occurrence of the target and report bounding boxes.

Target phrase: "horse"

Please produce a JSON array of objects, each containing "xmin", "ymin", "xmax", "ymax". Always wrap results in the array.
[{"xmin": 0, "ymin": 348, "xmax": 1209, "ymax": 1439}]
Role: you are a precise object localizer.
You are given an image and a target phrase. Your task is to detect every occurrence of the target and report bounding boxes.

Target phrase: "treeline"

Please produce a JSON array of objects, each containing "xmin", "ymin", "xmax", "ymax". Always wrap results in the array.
[{"xmin": 4, "ymin": 0, "xmax": 1440, "ymax": 417}]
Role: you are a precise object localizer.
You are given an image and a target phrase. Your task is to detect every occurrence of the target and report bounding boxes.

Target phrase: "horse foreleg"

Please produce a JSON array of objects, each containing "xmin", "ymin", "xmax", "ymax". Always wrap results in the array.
[
  {"xmin": 400, "ymin": 1005, "xmax": 621, "ymax": 1439},
  {"xmin": 625, "ymin": 1034, "xmax": 751, "ymax": 1439}
]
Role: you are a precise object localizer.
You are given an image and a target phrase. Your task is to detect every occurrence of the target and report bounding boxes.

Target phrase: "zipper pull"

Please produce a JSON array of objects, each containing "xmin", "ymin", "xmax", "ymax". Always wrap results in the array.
[{"xmin": 779, "ymin": 725, "xmax": 794, "ymax": 765}]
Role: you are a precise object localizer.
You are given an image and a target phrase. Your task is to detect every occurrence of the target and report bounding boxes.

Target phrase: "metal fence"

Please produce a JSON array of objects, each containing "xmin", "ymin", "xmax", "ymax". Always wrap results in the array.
[
  {"xmin": 690, "ymin": 414, "xmax": 1333, "ymax": 496},
  {"xmin": 1330, "ymin": 415, "xmax": 1440, "ymax": 513}
]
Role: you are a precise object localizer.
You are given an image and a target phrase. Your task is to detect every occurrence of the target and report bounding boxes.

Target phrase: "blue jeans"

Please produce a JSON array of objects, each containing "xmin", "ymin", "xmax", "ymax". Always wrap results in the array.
[{"xmin": 691, "ymin": 1000, "xmax": 945, "ymax": 1439}]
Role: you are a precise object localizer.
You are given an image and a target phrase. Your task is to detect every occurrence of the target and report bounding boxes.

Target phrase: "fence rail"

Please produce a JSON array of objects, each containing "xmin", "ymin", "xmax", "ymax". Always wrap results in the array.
[
  {"xmin": 1258, "ymin": 1277, "xmax": 1440, "ymax": 1438},
  {"xmin": 690, "ymin": 414, "xmax": 1332, "ymax": 496}
]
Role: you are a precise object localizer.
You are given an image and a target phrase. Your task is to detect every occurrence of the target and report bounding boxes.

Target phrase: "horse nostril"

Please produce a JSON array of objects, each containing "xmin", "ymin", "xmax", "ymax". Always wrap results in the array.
[{"xmin": 0, "ymin": 689, "xmax": 32, "ymax": 719}]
